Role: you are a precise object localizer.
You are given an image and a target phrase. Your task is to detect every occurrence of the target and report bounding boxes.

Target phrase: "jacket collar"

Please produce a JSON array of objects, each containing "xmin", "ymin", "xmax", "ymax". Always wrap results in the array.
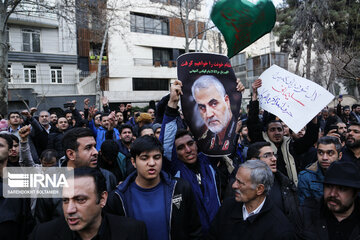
[
  {"xmin": 116, "ymin": 170, "xmax": 175, "ymax": 193},
  {"xmin": 231, "ymin": 197, "xmax": 273, "ymax": 223}
]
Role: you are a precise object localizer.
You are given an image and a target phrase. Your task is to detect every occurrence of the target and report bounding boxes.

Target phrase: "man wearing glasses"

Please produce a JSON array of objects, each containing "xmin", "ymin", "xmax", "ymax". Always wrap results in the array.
[
  {"xmin": 246, "ymin": 142, "xmax": 300, "ymax": 227},
  {"xmin": 298, "ymin": 136, "xmax": 342, "ymax": 205}
]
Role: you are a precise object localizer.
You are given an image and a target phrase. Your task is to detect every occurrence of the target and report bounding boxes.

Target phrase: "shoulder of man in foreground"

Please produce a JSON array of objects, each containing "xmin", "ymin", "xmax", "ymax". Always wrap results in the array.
[
  {"xmin": 206, "ymin": 198, "xmax": 297, "ymax": 240},
  {"xmin": 29, "ymin": 213, "xmax": 148, "ymax": 240}
]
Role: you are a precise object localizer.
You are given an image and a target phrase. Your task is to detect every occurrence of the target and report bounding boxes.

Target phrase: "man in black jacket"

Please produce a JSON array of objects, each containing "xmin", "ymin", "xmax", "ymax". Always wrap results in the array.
[
  {"xmin": 0, "ymin": 133, "xmax": 34, "ymax": 240},
  {"xmin": 246, "ymin": 142, "xmax": 300, "ymax": 227},
  {"xmin": 341, "ymin": 122, "xmax": 360, "ymax": 168},
  {"xmin": 207, "ymin": 160, "xmax": 296, "ymax": 240},
  {"xmin": 300, "ymin": 161, "xmax": 360, "ymax": 240},
  {"xmin": 105, "ymin": 135, "xmax": 202, "ymax": 240},
  {"xmin": 36, "ymin": 128, "xmax": 117, "ymax": 223},
  {"xmin": 47, "ymin": 117, "xmax": 69, "ymax": 159},
  {"xmin": 30, "ymin": 167, "xmax": 147, "ymax": 240}
]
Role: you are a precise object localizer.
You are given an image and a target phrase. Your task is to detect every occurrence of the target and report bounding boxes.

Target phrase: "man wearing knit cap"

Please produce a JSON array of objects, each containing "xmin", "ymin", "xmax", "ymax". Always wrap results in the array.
[{"xmin": 152, "ymin": 123, "xmax": 161, "ymax": 140}]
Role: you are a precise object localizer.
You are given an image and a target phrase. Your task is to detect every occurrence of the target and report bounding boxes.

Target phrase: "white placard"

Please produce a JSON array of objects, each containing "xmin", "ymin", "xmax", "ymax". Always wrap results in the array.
[{"xmin": 257, "ymin": 65, "xmax": 334, "ymax": 133}]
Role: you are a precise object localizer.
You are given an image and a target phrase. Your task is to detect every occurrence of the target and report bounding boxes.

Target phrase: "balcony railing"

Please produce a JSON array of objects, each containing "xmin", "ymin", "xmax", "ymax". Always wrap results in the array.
[{"xmin": 134, "ymin": 58, "xmax": 176, "ymax": 68}]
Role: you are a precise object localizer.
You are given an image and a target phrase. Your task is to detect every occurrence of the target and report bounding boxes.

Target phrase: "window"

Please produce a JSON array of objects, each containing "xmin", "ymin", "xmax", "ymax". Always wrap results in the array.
[
  {"xmin": 133, "ymin": 78, "xmax": 169, "ymax": 91},
  {"xmin": 7, "ymin": 65, "xmax": 11, "ymax": 82},
  {"xmin": 153, "ymin": 48, "xmax": 173, "ymax": 66},
  {"xmin": 230, "ymin": 52, "xmax": 246, "ymax": 67},
  {"xmin": 24, "ymin": 65, "xmax": 37, "ymax": 83},
  {"xmin": 6, "ymin": 27, "xmax": 9, "ymax": 44},
  {"xmin": 22, "ymin": 29, "xmax": 40, "ymax": 52},
  {"xmin": 51, "ymin": 66, "xmax": 62, "ymax": 83},
  {"xmin": 130, "ymin": 13, "xmax": 169, "ymax": 35},
  {"xmin": 151, "ymin": 0, "xmax": 201, "ymax": 10}
]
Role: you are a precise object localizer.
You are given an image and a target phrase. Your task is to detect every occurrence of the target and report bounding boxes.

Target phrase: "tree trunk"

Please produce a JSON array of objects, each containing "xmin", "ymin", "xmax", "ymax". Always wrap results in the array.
[
  {"xmin": 306, "ymin": 28, "xmax": 312, "ymax": 79},
  {"xmin": 0, "ymin": 7, "xmax": 8, "ymax": 117},
  {"xmin": 295, "ymin": 44, "xmax": 303, "ymax": 75},
  {"xmin": 96, "ymin": 21, "xmax": 109, "ymax": 111}
]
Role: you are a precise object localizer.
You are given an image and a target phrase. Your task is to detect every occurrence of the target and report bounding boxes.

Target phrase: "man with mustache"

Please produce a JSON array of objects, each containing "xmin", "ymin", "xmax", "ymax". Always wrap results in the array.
[
  {"xmin": 191, "ymin": 75, "xmax": 236, "ymax": 154},
  {"xmin": 341, "ymin": 122, "xmax": 360, "ymax": 168},
  {"xmin": 300, "ymin": 161, "xmax": 360, "ymax": 239},
  {"xmin": 35, "ymin": 128, "xmax": 117, "ymax": 223},
  {"xmin": 207, "ymin": 160, "xmax": 296, "ymax": 240},
  {"xmin": 30, "ymin": 167, "xmax": 147, "ymax": 240},
  {"xmin": 246, "ymin": 142, "xmax": 299, "ymax": 226},
  {"xmin": 298, "ymin": 136, "xmax": 342, "ymax": 205}
]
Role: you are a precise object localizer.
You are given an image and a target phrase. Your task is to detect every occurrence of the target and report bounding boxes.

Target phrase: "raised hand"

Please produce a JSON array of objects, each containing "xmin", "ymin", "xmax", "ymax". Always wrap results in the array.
[
  {"xmin": 168, "ymin": 80, "xmax": 183, "ymax": 108},
  {"xmin": 19, "ymin": 125, "xmax": 31, "ymax": 141}
]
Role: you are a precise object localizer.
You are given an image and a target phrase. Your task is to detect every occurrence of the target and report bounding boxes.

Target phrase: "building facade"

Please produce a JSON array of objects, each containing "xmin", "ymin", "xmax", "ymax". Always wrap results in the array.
[
  {"xmin": 7, "ymin": 8, "xmax": 95, "ymax": 113},
  {"xmin": 229, "ymin": 32, "xmax": 288, "ymax": 102},
  {"xmin": 105, "ymin": 0, "xmax": 208, "ymax": 106}
]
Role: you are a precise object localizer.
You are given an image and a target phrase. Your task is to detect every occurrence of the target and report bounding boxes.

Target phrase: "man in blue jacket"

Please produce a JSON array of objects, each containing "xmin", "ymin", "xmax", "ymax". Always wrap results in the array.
[
  {"xmin": 89, "ymin": 112, "xmax": 120, "ymax": 150},
  {"xmin": 298, "ymin": 136, "xmax": 342, "ymax": 205},
  {"xmin": 160, "ymin": 80, "xmax": 221, "ymax": 234},
  {"xmin": 105, "ymin": 135, "xmax": 202, "ymax": 240}
]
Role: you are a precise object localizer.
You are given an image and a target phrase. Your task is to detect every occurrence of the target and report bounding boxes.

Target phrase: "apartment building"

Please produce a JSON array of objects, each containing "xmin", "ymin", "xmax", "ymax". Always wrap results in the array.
[
  {"xmin": 6, "ymin": 9, "xmax": 94, "ymax": 113},
  {"xmin": 229, "ymin": 32, "xmax": 288, "ymax": 101},
  {"xmin": 105, "ymin": 0, "xmax": 208, "ymax": 106}
]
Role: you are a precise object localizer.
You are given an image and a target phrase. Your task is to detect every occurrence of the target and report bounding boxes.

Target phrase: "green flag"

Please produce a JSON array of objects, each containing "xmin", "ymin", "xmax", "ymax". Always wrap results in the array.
[{"xmin": 211, "ymin": 0, "xmax": 276, "ymax": 58}]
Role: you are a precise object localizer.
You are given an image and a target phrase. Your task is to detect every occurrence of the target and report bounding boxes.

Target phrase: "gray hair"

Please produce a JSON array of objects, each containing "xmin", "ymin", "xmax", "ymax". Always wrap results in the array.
[
  {"xmin": 39, "ymin": 110, "xmax": 50, "ymax": 116},
  {"xmin": 191, "ymin": 75, "xmax": 226, "ymax": 100},
  {"xmin": 240, "ymin": 160, "xmax": 274, "ymax": 195}
]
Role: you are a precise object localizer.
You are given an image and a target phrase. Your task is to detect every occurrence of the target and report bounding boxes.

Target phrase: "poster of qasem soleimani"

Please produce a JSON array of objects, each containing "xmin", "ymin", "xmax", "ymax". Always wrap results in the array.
[{"xmin": 177, "ymin": 53, "xmax": 242, "ymax": 156}]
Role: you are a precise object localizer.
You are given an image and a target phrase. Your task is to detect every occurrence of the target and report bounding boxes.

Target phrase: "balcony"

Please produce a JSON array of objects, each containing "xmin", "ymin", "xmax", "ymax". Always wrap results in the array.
[{"xmin": 134, "ymin": 58, "xmax": 177, "ymax": 67}]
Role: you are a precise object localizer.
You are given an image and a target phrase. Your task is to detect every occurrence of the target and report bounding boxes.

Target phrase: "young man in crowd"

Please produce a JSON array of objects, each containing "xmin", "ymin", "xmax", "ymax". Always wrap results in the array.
[
  {"xmin": 47, "ymin": 117, "xmax": 70, "ymax": 159},
  {"xmin": 152, "ymin": 123, "xmax": 162, "ymax": 140},
  {"xmin": 160, "ymin": 80, "xmax": 221, "ymax": 234},
  {"xmin": 0, "ymin": 133, "xmax": 34, "ymax": 240},
  {"xmin": 89, "ymin": 111, "xmax": 120, "ymax": 151},
  {"xmin": 7, "ymin": 134, "xmax": 20, "ymax": 167},
  {"xmin": 49, "ymin": 113, "xmax": 58, "ymax": 126},
  {"xmin": 105, "ymin": 135, "xmax": 202, "ymax": 240},
  {"xmin": 30, "ymin": 167, "xmax": 147, "ymax": 240},
  {"xmin": 248, "ymin": 79, "xmax": 319, "ymax": 185},
  {"xmin": 7, "ymin": 111, "xmax": 22, "ymax": 137},
  {"xmin": 298, "ymin": 136, "xmax": 342, "ymax": 205},
  {"xmin": 341, "ymin": 122, "xmax": 360, "ymax": 168},
  {"xmin": 139, "ymin": 125, "xmax": 154, "ymax": 137},
  {"xmin": 116, "ymin": 124, "xmax": 134, "ymax": 156}
]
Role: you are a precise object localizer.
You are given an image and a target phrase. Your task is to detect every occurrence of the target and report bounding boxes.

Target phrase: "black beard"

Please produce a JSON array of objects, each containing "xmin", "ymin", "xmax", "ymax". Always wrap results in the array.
[
  {"xmin": 346, "ymin": 138, "xmax": 360, "ymax": 149},
  {"xmin": 325, "ymin": 196, "xmax": 354, "ymax": 214}
]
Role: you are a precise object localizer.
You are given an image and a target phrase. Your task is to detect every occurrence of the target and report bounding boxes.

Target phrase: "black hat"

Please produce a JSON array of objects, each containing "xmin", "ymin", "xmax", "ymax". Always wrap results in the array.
[{"xmin": 318, "ymin": 161, "xmax": 360, "ymax": 189}]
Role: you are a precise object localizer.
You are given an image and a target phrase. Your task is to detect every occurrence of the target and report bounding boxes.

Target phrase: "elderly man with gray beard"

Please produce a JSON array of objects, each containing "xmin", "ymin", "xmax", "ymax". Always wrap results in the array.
[{"xmin": 206, "ymin": 160, "xmax": 296, "ymax": 240}]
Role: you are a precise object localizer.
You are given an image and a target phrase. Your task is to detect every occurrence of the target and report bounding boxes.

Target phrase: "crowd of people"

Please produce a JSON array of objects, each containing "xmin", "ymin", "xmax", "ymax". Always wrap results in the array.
[{"xmin": 0, "ymin": 78, "xmax": 359, "ymax": 240}]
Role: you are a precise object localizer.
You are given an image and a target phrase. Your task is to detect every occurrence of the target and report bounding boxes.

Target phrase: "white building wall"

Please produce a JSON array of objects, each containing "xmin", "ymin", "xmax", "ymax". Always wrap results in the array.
[
  {"xmin": 7, "ymin": 7, "xmax": 79, "ymax": 96},
  {"xmin": 41, "ymin": 28, "xmax": 59, "ymax": 54},
  {"xmin": 106, "ymin": 0, "xmax": 208, "ymax": 104}
]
